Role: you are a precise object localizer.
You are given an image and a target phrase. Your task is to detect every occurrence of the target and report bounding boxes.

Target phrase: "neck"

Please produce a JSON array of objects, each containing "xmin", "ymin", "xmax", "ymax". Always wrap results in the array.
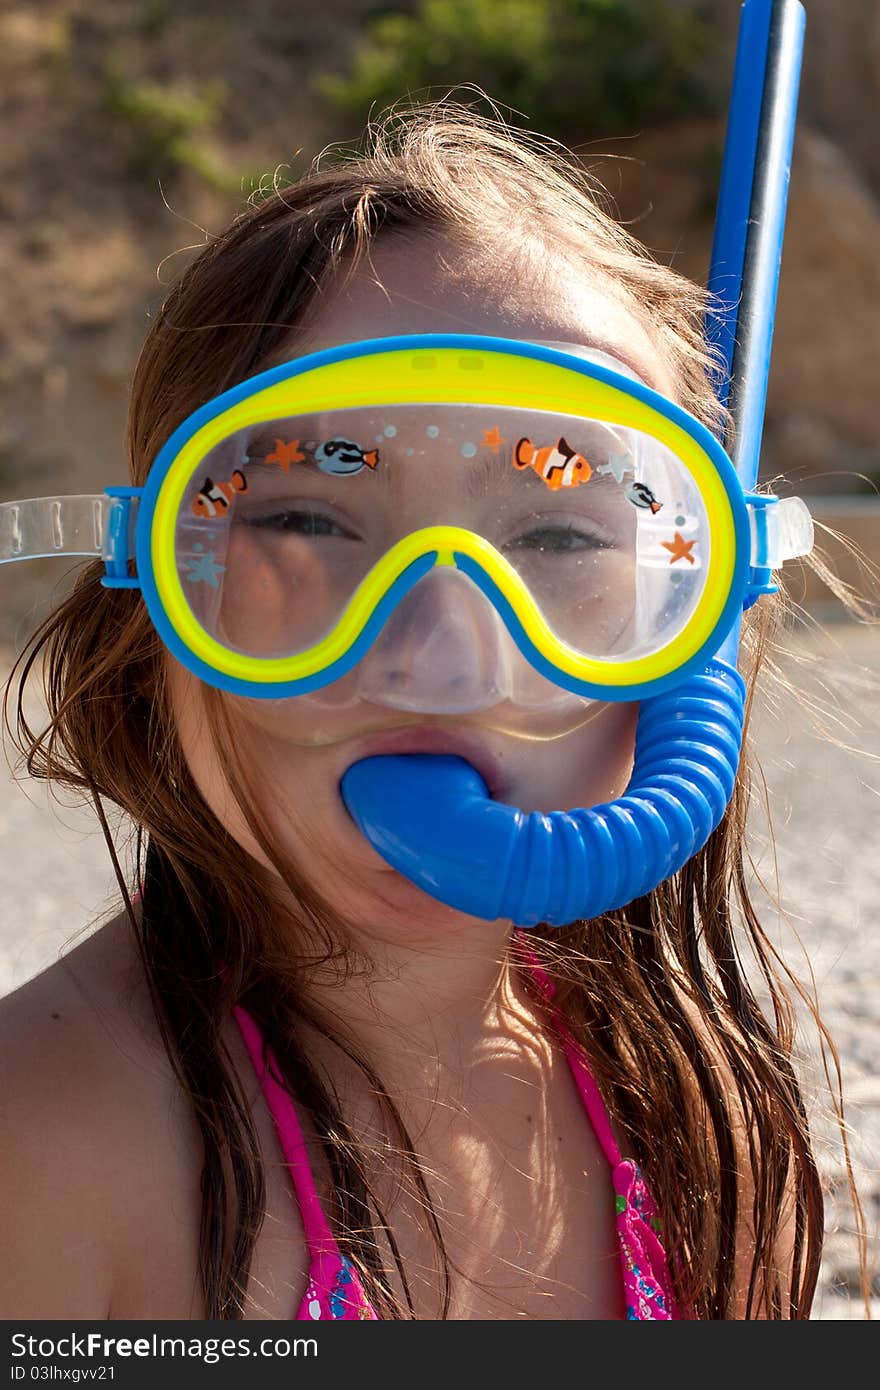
[{"xmin": 284, "ymin": 909, "xmax": 547, "ymax": 1104}]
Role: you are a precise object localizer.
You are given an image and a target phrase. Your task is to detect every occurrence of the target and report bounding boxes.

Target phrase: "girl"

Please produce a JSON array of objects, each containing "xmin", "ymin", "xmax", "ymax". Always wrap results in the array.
[{"xmin": 0, "ymin": 104, "xmax": 867, "ymax": 1321}]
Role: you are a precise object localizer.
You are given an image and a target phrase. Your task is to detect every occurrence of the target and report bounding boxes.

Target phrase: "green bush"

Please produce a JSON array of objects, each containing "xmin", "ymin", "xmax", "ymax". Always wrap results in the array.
[
  {"xmin": 319, "ymin": 0, "xmax": 722, "ymax": 138},
  {"xmin": 103, "ymin": 70, "xmax": 231, "ymax": 187}
]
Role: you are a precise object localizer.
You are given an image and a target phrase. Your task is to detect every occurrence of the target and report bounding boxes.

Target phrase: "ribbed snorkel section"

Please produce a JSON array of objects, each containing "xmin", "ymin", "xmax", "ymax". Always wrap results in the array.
[{"xmin": 341, "ymin": 657, "xmax": 745, "ymax": 926}]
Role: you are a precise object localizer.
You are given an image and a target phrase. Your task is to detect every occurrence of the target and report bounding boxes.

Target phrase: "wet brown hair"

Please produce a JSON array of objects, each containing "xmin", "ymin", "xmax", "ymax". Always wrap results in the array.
[{"xmin": 3, "ymin": 102, "xmax": 872, "ymax": 1318}]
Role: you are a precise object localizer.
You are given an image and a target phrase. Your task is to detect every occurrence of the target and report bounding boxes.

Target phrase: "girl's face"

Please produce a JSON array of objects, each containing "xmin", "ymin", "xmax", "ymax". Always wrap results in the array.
[{"xmin": 167, "ymin": 234, "xmax": 678, "ymax": 932}]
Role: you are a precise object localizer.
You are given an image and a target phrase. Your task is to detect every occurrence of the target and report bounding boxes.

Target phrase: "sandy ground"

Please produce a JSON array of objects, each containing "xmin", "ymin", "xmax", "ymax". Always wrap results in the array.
[{"xmin": 1, "ymin": 622, "xmax": 878, "ymax": 1319}]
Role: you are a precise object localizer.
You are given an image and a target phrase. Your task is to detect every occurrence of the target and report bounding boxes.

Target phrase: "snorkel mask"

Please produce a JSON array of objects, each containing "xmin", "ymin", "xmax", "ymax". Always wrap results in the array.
[{"xmin": 0, "ymin": 0, "xmax": 807, "ymax": 929}]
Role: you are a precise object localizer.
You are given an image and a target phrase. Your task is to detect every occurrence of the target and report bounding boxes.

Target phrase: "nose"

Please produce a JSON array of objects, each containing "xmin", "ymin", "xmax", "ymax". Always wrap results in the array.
[{"xmin": 355, "ymin": 566, "xmax": 513, "ymax": 714}]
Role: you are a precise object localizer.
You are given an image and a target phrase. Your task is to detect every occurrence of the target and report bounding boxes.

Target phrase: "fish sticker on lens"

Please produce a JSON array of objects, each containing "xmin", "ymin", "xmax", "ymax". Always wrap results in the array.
[
  {"xmin": 513, "ymin": 436, "xmax": 594, "ymax": 491},
  {"xmin": 192, "ymin": 469, "xmax": 248, "ymax": 519},
  {"xmin": 314, "ymin": 439, "xmax": 380, "ymax": 476},
  {"xmin": 626, "ymin": 481, "xmax": 663, "ymax": 514}
]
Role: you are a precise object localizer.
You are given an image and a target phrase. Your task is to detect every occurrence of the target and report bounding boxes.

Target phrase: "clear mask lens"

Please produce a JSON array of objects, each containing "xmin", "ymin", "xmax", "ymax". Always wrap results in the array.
[{"xmin": 171, "ymin": 402, "xmax": 710, "ymax": 739}]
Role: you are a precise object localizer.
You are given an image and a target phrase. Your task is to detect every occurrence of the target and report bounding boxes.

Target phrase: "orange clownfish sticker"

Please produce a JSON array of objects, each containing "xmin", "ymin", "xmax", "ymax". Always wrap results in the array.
[
  {"xmin": 514, "ymin": 437, "xmax": 593, "ymax": 491},
  {"xmin": 192, "ymin": 469, "xmax": 248, "ymax": 519}
]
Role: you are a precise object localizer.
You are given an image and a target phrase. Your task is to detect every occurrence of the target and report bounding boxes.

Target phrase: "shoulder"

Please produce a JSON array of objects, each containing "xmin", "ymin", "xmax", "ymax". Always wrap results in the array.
[{"xmin": 0, "ymin": 912, "xmax": 204, "ymax": 1318}]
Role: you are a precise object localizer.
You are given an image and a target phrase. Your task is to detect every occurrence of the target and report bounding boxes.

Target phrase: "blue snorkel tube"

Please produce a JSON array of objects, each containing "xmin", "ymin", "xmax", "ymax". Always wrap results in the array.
[{"xmin": 341, "ymin": 0, "xmax": 807, "ymax": 926}]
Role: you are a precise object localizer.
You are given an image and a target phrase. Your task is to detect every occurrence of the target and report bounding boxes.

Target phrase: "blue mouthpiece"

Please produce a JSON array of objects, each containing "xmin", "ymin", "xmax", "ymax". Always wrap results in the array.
[{"xmin": 340, "ymin": 659, "xmax": 747, "ymax": 927}]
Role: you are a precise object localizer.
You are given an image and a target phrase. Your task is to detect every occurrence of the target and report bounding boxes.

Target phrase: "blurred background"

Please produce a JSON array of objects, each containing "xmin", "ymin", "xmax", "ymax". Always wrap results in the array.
[{"xmin": 1, "ymin": 0, "xmax": 878, "ymax": 1317}]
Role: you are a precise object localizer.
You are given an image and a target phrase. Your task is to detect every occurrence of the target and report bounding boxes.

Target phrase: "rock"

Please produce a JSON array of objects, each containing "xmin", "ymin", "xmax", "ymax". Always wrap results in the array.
[
  {"xmin": 795, "ymin": 0, "xmax": 880, "ymax": 196},
  {"xmin": 596, "ymin": 118, "xmax": 880, "ymax": 494}
]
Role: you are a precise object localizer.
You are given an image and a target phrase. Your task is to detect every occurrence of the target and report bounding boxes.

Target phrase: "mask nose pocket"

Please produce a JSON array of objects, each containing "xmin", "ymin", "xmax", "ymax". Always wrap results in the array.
[{"xmin": 356, "ymin": 566, "xmax": 514, "ymax": 713}]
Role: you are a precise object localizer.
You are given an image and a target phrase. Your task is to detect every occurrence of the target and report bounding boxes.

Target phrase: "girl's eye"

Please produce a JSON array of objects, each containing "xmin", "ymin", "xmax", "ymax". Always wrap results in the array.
[
  {"xmin": 238, "ymin": 509, "xmax": 360, "ymax": 539},
  {"xmin": 504, "ymin": 524, "xmax": 615, "ymax": 554}
]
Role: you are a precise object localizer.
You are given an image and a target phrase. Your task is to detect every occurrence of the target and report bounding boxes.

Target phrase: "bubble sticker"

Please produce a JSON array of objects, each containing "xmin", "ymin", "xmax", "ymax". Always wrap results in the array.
[
  {"xmin": 625, "ymin": 481, "xmax": 663, "ymax": 514},
  {"xmin": 482, "ymin": 426, "xmax": 506, "ymax": 454},
  {"xmin": 313, "ymin": 439, "xmax": 379, "ymax": 477},
  {"xmin": 182, "ymin": 543, "xmax": 226, "ymax": 588},
  {"xmin": 426, "ymin": 425, "xmax": 440, "ymax": 438},
  {"xmin": 383, "ymin": 425, "xmax": 397, "ymax": 437},
  {"xmin": 513, "ymin": 436, "xmax": 593, "ymax": 491},
  {"xmin": 192, "ymin": 470, "xmax": 248, "ymax": 519},
  {"xmin": 460, "ymin": 442, "xmax": 477, "ymax": 458}
]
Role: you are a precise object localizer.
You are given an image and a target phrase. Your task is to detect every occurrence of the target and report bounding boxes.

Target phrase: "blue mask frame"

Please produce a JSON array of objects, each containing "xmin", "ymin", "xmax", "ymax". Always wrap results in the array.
[{"xmin": 340, "ymin": 0, "xmax": 808, "ymax": 925}]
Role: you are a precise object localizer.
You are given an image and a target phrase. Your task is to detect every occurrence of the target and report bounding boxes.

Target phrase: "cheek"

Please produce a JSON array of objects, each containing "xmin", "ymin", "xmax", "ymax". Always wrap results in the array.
[
  {"xmin": 496, "ymin": 701, "xmax": 639, "ymax": 814},
  {"xmin": 166, "ymin": 659, "xmax": 361, "ymax": 879},
  {"xmin": 219, "ymin": 529, "xmax": 338, "ymax": 657},
  {"xmin": 167, "ymin": 659, "xmax": 640, "ymax": 884},
  {"xmin": 165, "ymin": 660, "xmax": 297, "ymax": 875}
]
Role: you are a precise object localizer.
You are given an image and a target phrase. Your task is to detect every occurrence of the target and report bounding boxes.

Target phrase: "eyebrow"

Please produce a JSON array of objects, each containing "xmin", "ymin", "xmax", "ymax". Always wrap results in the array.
[
  {"xmin": 462, "ymin": 449, "xmax": 519, "ymax": 501},
  {"xmin": 243, "ymin": 421, "xmax": 630, "ymax": 489},
  {"xmin": 366, "ymin": 441, "xmax": 623, "ymax": 501}
]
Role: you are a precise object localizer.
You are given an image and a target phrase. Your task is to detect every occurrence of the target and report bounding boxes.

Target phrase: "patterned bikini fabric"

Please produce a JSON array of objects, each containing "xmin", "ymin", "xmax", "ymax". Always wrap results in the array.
[
  {"xmin": 292, "ymin": 1163, "xmax": 677, "ymax": 1321},
  {"xmin": 298, "ymin": 1253, "xmax": 376, "ymax": 1321}
]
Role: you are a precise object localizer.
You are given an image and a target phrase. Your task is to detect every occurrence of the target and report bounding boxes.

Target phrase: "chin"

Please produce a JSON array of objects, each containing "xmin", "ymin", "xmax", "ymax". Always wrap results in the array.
[{"xmin": 325, "ymin": 807, "xmax": 506, "ymax": 936}]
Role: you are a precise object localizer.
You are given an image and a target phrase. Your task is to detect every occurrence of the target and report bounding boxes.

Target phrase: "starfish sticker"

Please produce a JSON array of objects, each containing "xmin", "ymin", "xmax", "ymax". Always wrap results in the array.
[
  {"xmin": 264, "ymin": 438, "xmax": 305, "ymax": 472},
  {"xmin": 481, "ymin": 426, "xmax": 506, "ymax": 454},
  {"xmin": 182, "ymin": 543, "xmax": 226, "ymax": 588},
  {"xmin": 597, "ymin": 449, "xmax": 633, "ymax": 485},
  {"xmin": 660, "ymin": 532, "xmax": 697, "ymax": 565}
]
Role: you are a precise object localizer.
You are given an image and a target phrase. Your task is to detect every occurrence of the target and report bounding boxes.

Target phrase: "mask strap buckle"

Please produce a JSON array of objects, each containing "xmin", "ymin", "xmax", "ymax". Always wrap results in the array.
[
  {"xmin": 102, "ymin": 487, "xmax": 142, "ymax": 589},
  {"xmin": 742, "ymin": 492, "xmax": 813, "ymax": 611}
]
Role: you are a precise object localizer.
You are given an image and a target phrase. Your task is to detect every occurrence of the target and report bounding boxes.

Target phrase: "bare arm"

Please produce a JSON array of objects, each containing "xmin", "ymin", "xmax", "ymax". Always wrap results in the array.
[{"xmin": 0, "ymin": 965, "xmax": 115, "ymax": 1318}]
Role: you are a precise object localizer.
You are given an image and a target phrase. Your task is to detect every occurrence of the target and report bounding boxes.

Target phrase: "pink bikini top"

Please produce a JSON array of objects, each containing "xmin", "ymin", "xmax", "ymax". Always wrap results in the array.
[{"xmin": 232, "ymin": 951, "xmax": 679, "ymax": 1321}]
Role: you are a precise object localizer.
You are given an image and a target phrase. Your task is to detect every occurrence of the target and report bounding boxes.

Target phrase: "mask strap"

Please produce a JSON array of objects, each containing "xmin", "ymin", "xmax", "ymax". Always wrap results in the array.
[{"xmin": 0, "ymin": 495, "xmax": 138, "ymax": 576}]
